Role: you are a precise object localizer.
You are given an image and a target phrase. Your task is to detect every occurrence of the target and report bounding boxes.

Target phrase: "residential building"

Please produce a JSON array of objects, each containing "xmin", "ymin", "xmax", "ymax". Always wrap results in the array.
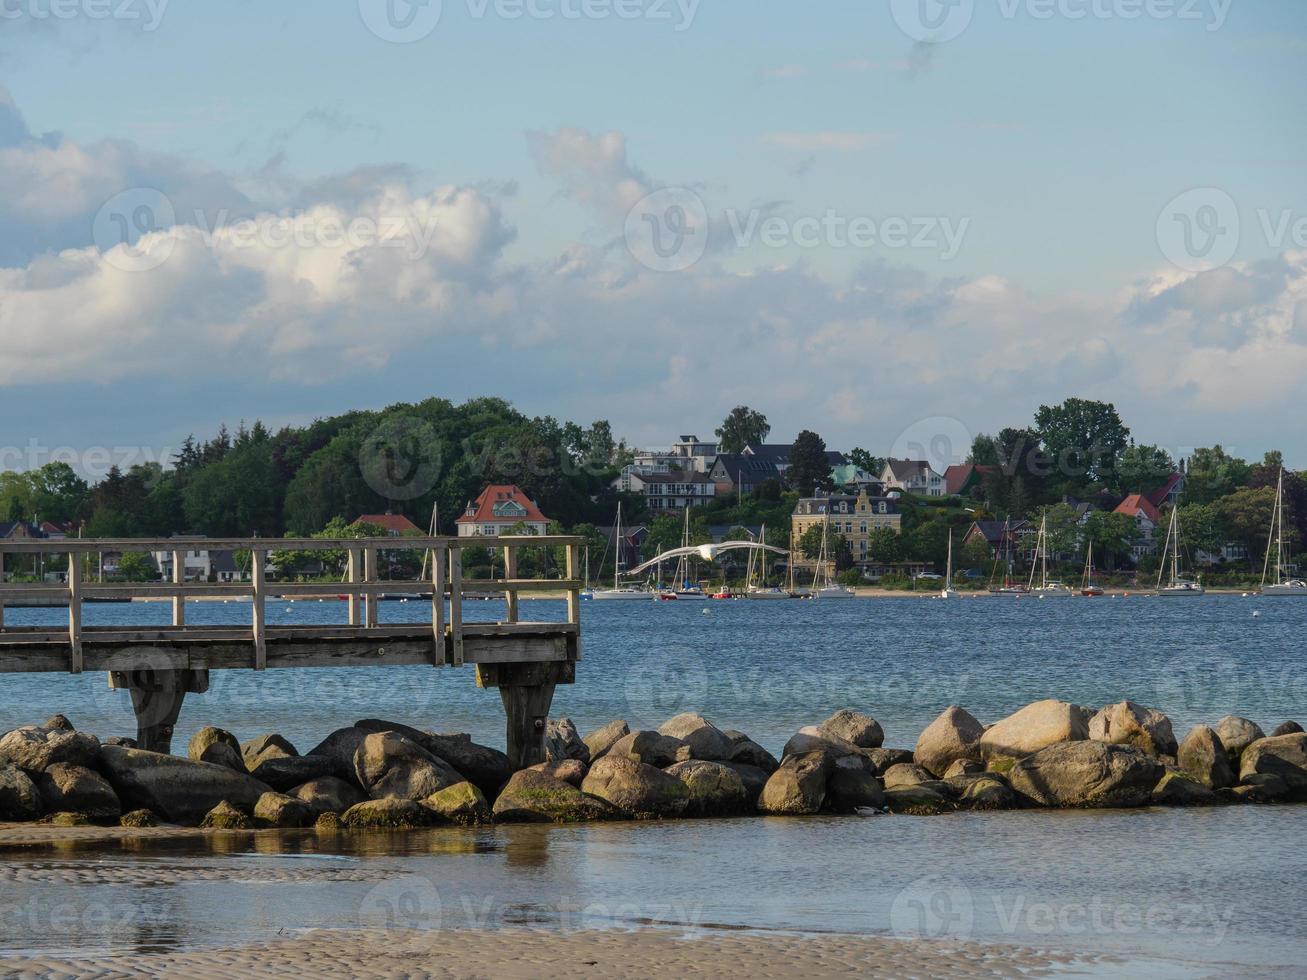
[
  {"xmin": 742, "ymin": 443, "xmax": 848, "ymax": 477},
  {"xmin": 1113, "ymin": 494, "xmax": 1162, "ymax": 560},
  {"xmin": 830, "ymin": 463, "xmax": 881, "ymax": 492},
  {"xmin": 790, "ymin": 490, "xmax": 903, "ymax": 571},
  {"xmin": 879, "ymin": 459, "xmax": 946, "ymax": 497},
  {"xmin": 456, "ymin": 485, "xmax": 551, "ymax": 537},
  {"xmin": 962, "ymin": 520, "xmax": 1032, "ymax": 562},
  {"xmin": 354, "ymin": 512, "xmax": 424, "ymax": 536},
  {"xmin": 618, "ymin": 469, "xmax": 716, "ymax": 513},
  {"xmin": 629, "ymin": 435, "xmax": 720, "ymax": 475},
  {"xmin": 152, "ymin": 536, "xmax": 249, "ymax": 582},
  {"xmin": 1144, "ymin": 472, "xmax": 1186, "ymax": 511},
  {"xmin": 943, "ymin": 463, "xmax": 996, "ymax": 497},
  {"xmin": 708, "ymin": 454, "xmax": 782, "ymax": 496},
  {"xmin": 596, "ymin": 523, "xmax": 649, "ymax": 577}
]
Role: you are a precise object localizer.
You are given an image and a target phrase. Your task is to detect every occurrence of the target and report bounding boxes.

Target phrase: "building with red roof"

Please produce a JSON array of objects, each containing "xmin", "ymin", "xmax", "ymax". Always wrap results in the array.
[
  {"xmin": 455, "ymin": 485, "xmax": 551, "ymax": 538},
  {"xmin": 354, "ymin": 512, "xmax": 424, "ymax": 536}
]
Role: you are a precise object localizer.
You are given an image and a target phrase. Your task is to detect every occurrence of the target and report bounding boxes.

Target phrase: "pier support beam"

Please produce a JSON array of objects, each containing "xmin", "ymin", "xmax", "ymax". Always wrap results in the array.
[
  {"xmin": 110, "ymin": 667, "xmax": 210, "ymax": 754},
  {"xmin": 477, "ymin": 661, "xmax": 574, "ymax": 770}
]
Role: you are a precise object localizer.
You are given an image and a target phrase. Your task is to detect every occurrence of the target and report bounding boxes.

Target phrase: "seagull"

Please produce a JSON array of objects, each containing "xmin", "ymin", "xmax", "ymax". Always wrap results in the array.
[{"xmin": 623, "ymin": 540, "xmax": 790, "ymax": 577}]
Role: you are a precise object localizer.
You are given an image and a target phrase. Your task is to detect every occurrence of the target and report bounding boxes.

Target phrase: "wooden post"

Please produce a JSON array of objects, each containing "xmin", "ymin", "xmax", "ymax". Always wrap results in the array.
[
  {"xmin": 566, "ymin": 543, "xmax": 582, "ymax": 661},
  {"xmin": 503, "ymin": 543, "xmax": 519, "ymax": 624},
  {"xmin": 124, "ymin": 668, "xmax": 208, "ymax": 754},
  {"xmin": 0, "ymin": 548, "xmax": 6, "ymax": 631},
  {"xmin": 480, "ymin": 662, "xmax": 563, "ymax": 769},
  {"xmin": 432, "ymin": 543, "xmax": 446, "ymax": 666},
  {"xmin": 347, "ymin": 547, "xmax": 362, "ymax": 626},
  {"xmin": 171, "ymin": 548, "xmax": 185, "ymax": 627},
  {"xmin": 251, "ymin": 548, "xmax": 266, "ymax": 670},
  {"xmin": 67, "ymin": 551, "xmax": 83, "ymax": 674},
  {"xmin": 364, "ymin": 545, "xmax": 379, "ymax": 628},
  {"xmin": 449, "ymin": 545, "xmax": 463, "ymax": 667}
]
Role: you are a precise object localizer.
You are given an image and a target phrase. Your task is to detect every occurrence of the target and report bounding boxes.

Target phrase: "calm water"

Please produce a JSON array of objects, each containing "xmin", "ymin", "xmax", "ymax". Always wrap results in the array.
[{"xmin": 1, "ymin": 596, "xmax": 1305, "ymax": 970}]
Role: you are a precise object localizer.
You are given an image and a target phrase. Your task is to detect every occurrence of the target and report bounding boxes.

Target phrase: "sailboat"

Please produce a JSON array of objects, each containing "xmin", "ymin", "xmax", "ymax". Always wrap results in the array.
[
  {"xmin": 1156, "ymin": 507, "xmax": 1205, "ymax": 597},
  {"xmin": 989, "ymin": 518, "xmax": 1029, "ymax": 598},
  {"xmin": 939, "ymin": 531, "xmax": 961, "ymax": 599},
  {"xmin": 668, "ymin": 509, "xmax": 708, "ymax": 599},
  {"xmin": 591, "ymin": 504, "xmax": 654, "ymax": 601},
  {"xmin": 1029, "ymin": 512, "xmax": 1074, "ymax": 599},
  {"xmin": 1261, "ymin": 468, "xmax": 1307, "ymax": 596},
  {"xmin": 787, "ymin": 543, "xmax": 812, "ymax": 598},
  {"xmin": 1080, "ymin": 541, "xmax": 1104, "ymax": 597},
  {"xmin": 814, "ymin": 505, "xmax": 856, "ymax": 599},
  {"xmin": 746, "ymin": 524, "xmax": 789, "ymax": 599},
  {"xmin": 580, "ymin": 545, "xmax": 593, "ymax": 600}
]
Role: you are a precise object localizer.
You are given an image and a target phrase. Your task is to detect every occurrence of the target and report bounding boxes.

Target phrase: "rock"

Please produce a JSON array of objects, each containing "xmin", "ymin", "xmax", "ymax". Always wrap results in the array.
[
  {"xmin": 187, "ymin": 727, "xmax": 246, "ymax": 773},
  {"xmin": 863, "ymin": 748, "xmax": 915, "ymax": 775},
  {"xmin": 721, "ymin": 762, "xmax": 770, "ymax": 806},
  {"xmin": 1239, "ymin": 733, "xmax": 1307, "ymax": 798},
  {"xmin": 354, "ymin": 721, "xmax": 514, "ymax": 798},
  {"xmin": 1234, "ymin": 774, "xmax": 1291, "ymax": 803},
  {"xmin": 883, "ymin": 785, "xmax": 952, "ymax": 815},
  {"xmin": 315, "ymin": 812, "xmax": 342, "ymax": 831},
  {"xmin": 1088, "ymin": 701, "xmax": 1177, "ymax": 757},
  {"xmin": 201, "ymin": 800, "xmax": 253, "ymax": 830},
  {"xmin": 105, "ymin": 737, "xmax": 137, "ymax": 748},
  {"xmin": 581, "ymin": 755, "xmax": 691, "ymax": 818},
  {"xmin": 658, "ymin": 713, "xmax": 735, "ymax": 761},
  {"xmin": 914, "ymin": 706, "xmax": 985, "ymax": 777},
  {"xmin": 254, "ymin": 792, "xmax": 315, "ymax": 828},
  {"xmin": 120, "ymin": 809, "xmax": 157, "ymax": 828},
  {"xmin": 43, "ymin": 714, "xmax": 75, "ymax": 732},
  {"xmin": 352, "ymin": 732, "xmax": 461, "ymax": 801},
  {"xmin": 545, "ymin": 718, "xmax": 591, "ymax": 765},
  {"xmin": 251, "ymin": 755, "xmax": 338, "ymax": 792},
  {"xmin": 0, "ymin": 727, "xmax": 100, "ymax": 772},
  {"xmin": 1177, "ymin": 726, "xmax": 1234, "ymax": 789},
  {"xmin": 979, "ymin": 700, "xmax": 1089, "ymax": 764},
  {"xmin": 290, "ymin": 777, "xmax": 365, "ymax": 815},
  {"xmin": 96, "ymin": 745, "xmax": 272, "ymax": 824},
  {"xmin": 782, "ymin": 726, "xmax": 862, "ymax": 760},
  {"xmin": 241, "ymin": 734, "xmax": 297, "ymax": 771},
  {"xmin": 1007, "ymin": 741, "xmax": 1162, "ymax": 808},
  {"xmin": 758, "ymin": 751, "xmax": 833, "ymax": 815},
  {"xmin": 723, "ymin": 732, "xmax": 779, "ymax": 773},
  {"xmin": 527, "ymin": 759, "xmax": 587, "ymax": 788},
  {"xmin": 882, "ymin": 763, "xmax": 934, "ymax": 790},
  {"xmin": 583, "ymin": 720, "xmax": 630, "ymax": 761},
  {"xmin": 33, "ymin": 764, "xmax": 120, "ymax": 821},
  {"xmin": 305, "ymin": 727, "xmax": 370, "ymax": 781},
  {"xmin": 44, "ymin": 812, "xmax": 90, "ymax": 826},
  {"xmin": 1213, "ymin": 716, "xmax": 1265, "ymax": 765},
  {"xmin": 423, "ymin": 782, "xmax": 491, "ymax": 825},
  {"xmin": 341, "ymin": 798, "xmax": 434, "ymax": 829},
  {"xmin": 951, "ymin": 774, "xmax": 1016, "ymax": 810},
  {"xmin": 491, "ymin": 770, "xmax": 620, "ymax": 823},
  {"xmin": 1152, "ymin": 771, "xmax": 1216, "ymax": 807},
  {"xmin": 0, "ymin": 765, "xmax": 41, "ymax": 820},
  {"xmin": 664, "ymin": 760, "xmax": 749, "ymax": 817},
  {"xmin": 826, "ymin": 754, "xmax": 885, "ymax": 811},
  {"xmin": 1272, "ymin": 721, "xmax": 1304, "ymax": 737},
  {"xmin": 819, "ymin": 709, "xmax": 884, "ymax": 749},
  {"xmin": 608, "ymin": 731, "xmax": 691, "ymax": 768},
  {"xmin": 943, "ymin": 759, "xmax": 984, "ymax": 779}
]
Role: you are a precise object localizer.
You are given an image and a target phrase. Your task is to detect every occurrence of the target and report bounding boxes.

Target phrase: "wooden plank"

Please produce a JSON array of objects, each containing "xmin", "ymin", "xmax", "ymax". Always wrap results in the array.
[
  {"xmin": 347, "ymin": 547, "xmax": 362, "ymax": 626},
  {"xmin": 363, "ymin": 546, "xmax": 378, "ymax": 628},
  {"xmin": 251, "ymin": 549, "xmax": 267, "ymax": 670},
  {"xmin": 503, "ymin": 545, "xmax": 519, "ymax": 624},
  {"xmin": 0, "ymin": 535, "xmax": 586, "ymax": 554},
  {"xmin": 449, "ymin": 546, "xmax": 463, "ymax": 667},
  {"xmin": 67, "ymin": 551, "xmax": 82, "ymax": 674},
  {"xmin": 432, "ymin": 544, "xmax": 445, "ymax": 667},
  {"xmin": 566, "ymin": 543, "xmax": 582, "ymax": 662},
  {"xmin": 171, "ymin": 549, "xmax": 185, "ymax": 627},
  {"xmin": 0, "ymin": 547, "xmax": 5, "ymax": 630}
]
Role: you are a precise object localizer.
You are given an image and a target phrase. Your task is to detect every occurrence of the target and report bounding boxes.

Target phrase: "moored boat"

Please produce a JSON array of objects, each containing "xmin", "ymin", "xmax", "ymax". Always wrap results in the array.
[{"xmin": 1261, "ymin": 468, "xmax": 1307, "ymax": 596}]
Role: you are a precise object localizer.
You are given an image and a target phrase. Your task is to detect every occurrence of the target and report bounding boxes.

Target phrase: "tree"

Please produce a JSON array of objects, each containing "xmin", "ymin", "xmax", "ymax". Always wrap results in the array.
[
  {"xmin": 714, "ymin": 406, "xmax": 770, "ymax": 454},
  {"xmin": 1081, "ymin": 511, "xmax": 1140, "ymax": 570},
  {"xmin": 1040, "ymin": 503, "xmax": 1082, "ymax": 561},
  {"xmin": 798, "ymin": 524, "xmax": 848, "ymax": 565},
  {"xmin": 1034, "ymin": 398, "xmax": 1130, "ymax": 493},
  {"xmin": 1214, "ymin": 487, "xmax": 1277, "ymax": 569},
  {"xmin": 1176, "ymin": 503, "xmax": 1227, "ymax": 560},
  {"xmin": 1116, "ymin": 443, "xmax": 1175, "ymax": 494},
  {"xmin": 117, "ymin": 552, "xmax": 158, "ymax": 582},
  {"xmin": 849, "ymin": 448, "xmax": 885, "ymax": 479},
  {"xmin": 868, "ymin": 526, "xmax": 905, "ymax": 563},
  {"xmin": 960, "ymin": 534, "xmax": 994, "ymax": 572},
  {"xmin": 970, "ymin": 428, "xmax": 1049, "ymax": 515},
  {"xmin": 787, "ymin": 430, "xmax": 832, "ymax": 496},
  {"xmin": 1185, "ymin": 446, "xmax": 1251, "ymax": 505}
]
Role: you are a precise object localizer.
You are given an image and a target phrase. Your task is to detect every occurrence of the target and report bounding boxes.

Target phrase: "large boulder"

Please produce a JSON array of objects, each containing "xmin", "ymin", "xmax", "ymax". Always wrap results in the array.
[
  {"xmin": 723, "ymin": 731, "xmax": 779, "ymax": 773},
  {"xmin": 950, "ymin": 774, "xmax": 1016, "ymax": 810},
  {"xmin": 944, "ymin": 759, "xmax": 984, "ymax": 778},
  {"xmin": 1177, "ymin": 725, "xmax": 1234, "ymax": 789},
  {"xmin": 241, "ymin": 734, "xmax": 297, "ymax": 771},
  {"xmin": 354, "ymin": 721, "xmax": 514, "ymax": 798},
  {"xmin": 664, "ymin": 760, "xmax": 749, "ymax": 817},
  {"xmin": 914, "ymin": 706, "xmax": 984, "ymax": 777},
  {"xmin": 1152, "ymin": 771, "xmax": 1217, "ymax": 807},
  {"xmin": 545, "ymin": 718, "xmax": 591, "ymax": 765},
  {"xmin": 187, "ymin": 727, "xmax": 245, "ymax": 773},
  {"xmin": 581, "ymin": 755, "xmax": 690, "ymax": 818},
  {"xmin": 658, "ymin": 713, "xmax": 734, "ymax": 761},
  {"xmin": 1213, "ymin": 716, "xmax": 1265, "ymax": 765},
  {"xmin": 251, "ymin": 755, "xmax": 338, "ymax": 792},
  {"xmin": 758, "ymin": 751, "xmax": 833, "ymax": 815},
  {"xmin": 290, "ymin": 777, "xmax": 365, "ymax": 815},
  {"xmin": 201, "ymin": 800, "xmax": 253, "ymax": 830},
  {"xmin": 253, "ymin": 792, "xmax": 315, "ymax": 828},
  {"xmin": 341, "ymin": 798, "xmax": 433, "ymax": 829},
  {"xmin": 863, "ymin": 748, "xmax": 915, "ymax": 775},
  {"xmin": 721, "ymin": 762, "xmax": 770, "ymax": 806},
  {"xmin": 352, "ymin": 732, "xmax": 461, "ymax": 801},
  {"xmin": 1088, "ymin": 701, "xmax": 1177, "ymax": 757},
  {"xmin": 979, "ymin": 700, "xmax": 1089, "ymax": 764},
  {"xmin": 882, "ymin": 763, "xmax": 935, "ymax": 790},
  {"xmin": 491, "ymin": 770, "xmax": 619, "ymax": 823},
  {"xmin": 305, "ymin": 727, "xmax": 371, "ymax": 781},
  {"xmin": 826, "ymin": 754, "xmax": 884, "ymax": 811},
  {"xmin": 33, "ymin": 763, "xmax": 120, "ymax": 821},
  {"xmin": 0, "ymin": 765, "xmax": 41, "ymax": 820},
  {"xmin": 423, "ymin": 782, "xmax": 491, "ymax": 825},
  {"xmin": 1272, "ymin": 721, "xmax": 1304, "ymax": 737},
  {"xmin": 608, "ymin": 731, "xmax": 691, "ymax": 768},
  {"xmin": 1007, "ymin": 741, "xmax": 1162, "ymax": 808},
  {"xmin": 782, "ymin": 726, "xmax": 862, "ymax": 761},
  {"xmin": 527, "ymin": 759, "xmax": 587, "ymax": 788},
  {"xmin": 819, "ymin": 709, "xmax": 884, "ymax": 749},
  {"xmin": 1239, "ymin": 733, "xmax": 1307, "ymax": 798},
  {"xmin": 96, "ymin": 745, "xmax": 271, "ymax": 824},
  {"xmin": 883, "ymin": 784, "xmax": 952, "ymax": 815},
  {"xmin": 0, "ymin": 727, "xmax": 100, "ymax": 772},
  {"xmin": 583, "ymin": 720, "xmax": 630, "ymax": 761}
]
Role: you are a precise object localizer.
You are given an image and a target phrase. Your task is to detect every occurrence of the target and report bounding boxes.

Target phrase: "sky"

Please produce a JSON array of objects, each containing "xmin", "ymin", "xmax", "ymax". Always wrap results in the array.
[{"xmin": 1, "ymin": 0, "xmax": 1306, "ymax": 477}]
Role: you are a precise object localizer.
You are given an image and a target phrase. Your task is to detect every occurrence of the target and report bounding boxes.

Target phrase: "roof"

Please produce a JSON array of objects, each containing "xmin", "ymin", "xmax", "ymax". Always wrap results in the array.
[
  {"xmin": 966, "ymin": 520, "xmax": 1028, "ymax": 546},
  {"xmin": 742, "ymin": 444, "xmax": 847, "ymax": 468},
  {"xmin": 1114, "ymin": 494, "xmax": 1162, "ymax": 524},
  {"xmin": 0, "ymin": 522, "xmax": 46, "ymax": 540},
  {"xmin": 454, "ymin": 486, "xmax": 550, "ymax": 526},
  {"xmin": 210, "ymin": 549, "xmax": 239, "ymax": 573},
  {"xmin": 1143, "ymin": 473, "xmax": 1185, "ymax": 509},
  {"xmin": 883, "ymin": 458, "xmax": 935, "ymax": 482},
  {"xmin": 792, "ymin": 493, "xmax": 901, "ymax": 517},
  {"xmin": 355, "ymin": 513, "xmax": 425, "ymax": 535},
  {"xmin": 711, "ymin": 454, "xmax": 781, "ymax": 483},
  {"xmin": 943, "ymin": 464, "xmax": 996, "ymax": 496}
]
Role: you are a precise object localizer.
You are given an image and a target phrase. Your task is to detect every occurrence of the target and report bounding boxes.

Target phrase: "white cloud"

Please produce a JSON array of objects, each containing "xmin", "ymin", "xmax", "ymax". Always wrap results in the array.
[{"xmin": 526, "ymin": 126, "xmax": 652, "ymax": 218}]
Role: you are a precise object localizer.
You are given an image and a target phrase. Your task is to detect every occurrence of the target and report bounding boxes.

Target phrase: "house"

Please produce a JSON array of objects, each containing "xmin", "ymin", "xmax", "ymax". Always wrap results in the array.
[
  {"xmin": 943, "ymin": 464, "xmax": 996, "ymax": 497},
  {"xmin": 830, "ymin": 463, "xmax": 881, "ymax": 492},
  {"xmin": 629, "ymin": 435, "xmax": 719, "ymax": 475},
  {"xmin": 879, "ymin": 459, "xmax": 945, "ymax": 497},
  {"xmin": 708, "ymin": 454, "xmax": 782, "ymax": 497},
  {"xmin": 596, "ymin": 523, "xmax": 649, "ymax": 577},
  {"xmin": 0, "ymin": 521, "xmax": 47, "ymax": 541},
  {"xmin": 152, "ymin": 536, "xmax": 250, "ymax": 582},
  {"xmin": 1144, "ymin": 472, "xmax": 1186, "ymax": 511},
  {"xmin": 790, "ymin": 490, "xmax": 903, "ymax": 572},
  {"xmin": 456, "ymin": 485, "xmax": 551, "ymax": 537},
  {"xmin": 962, "ymin": 520, "xmax": 1031, "ymax": 561},
  {"xmin": 742, "ymin": 443, "xmax": 848, "ymax": 478},
  {"xmin": 354, "ymin": 512, "xmax": 424, "ymax": 537},
  {"xmin": 1113, "ymin": 495, "xmax": 1162, "ymax": 560},
  {"xmin": 614, "ymin": 466, "xmax": 717, "ymax": 513}
]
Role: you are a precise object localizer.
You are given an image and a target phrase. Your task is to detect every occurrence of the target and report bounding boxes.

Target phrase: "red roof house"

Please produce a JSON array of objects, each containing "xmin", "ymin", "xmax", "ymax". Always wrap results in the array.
[
  {"xmin": 354, "ymin": 512, "xmax": 424, "ymax": 536},
  {"xmin": 944, "ymin": 463, "xmax": 997, "ymax": 497},
  {"xmin": 1113, "ymin": 494, "xmax": 1162, "ymax": 525},
  {"xmin": 455, "ymin": 485, "xmax": 551, "ymax": 537}
]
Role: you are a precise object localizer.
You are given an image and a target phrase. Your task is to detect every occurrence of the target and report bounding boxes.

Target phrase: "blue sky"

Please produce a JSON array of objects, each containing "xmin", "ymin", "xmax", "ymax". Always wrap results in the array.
[{"xmin": 2, "ymin": 0, "xmax": 1306, "ymax": 472}]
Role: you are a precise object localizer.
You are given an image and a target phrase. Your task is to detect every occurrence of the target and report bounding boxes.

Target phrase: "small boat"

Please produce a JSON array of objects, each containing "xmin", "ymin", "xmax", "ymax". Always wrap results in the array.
[
  {"xmin": 711, "ymin": 589, "xmax": 735, "ymax": 600},
  {"xmin": 1156, "ymin": 506, "xmax": 1205, "ymax": 597},
  {"xmin": 591, "ymin": 504, "xmax": 655, "ymax": 601},
  {"xmin": 1081, "ymin": 542, "xmax": 1104, "ymax": 596},
  {"xmin": 1261, "ymin": 468, "xmax": 1307, "ymax": 596},
  {"xmin": 745, "ymin": 523, "xmax": 791, "ymax": 599},
  {"xmin": 1029, "ymin": 512, "xmax": 1074, "ymax": 598},
  {"xmin": 811, "ymin": 506, "xmax": 856, "ymax": 599},
  {"xmin": 988, "ymin": 517, "xmax": 1029, "ymax": 597},
  {"xmin": 939, "ymin": 531, "xmax": 961, "ymax": 599}
]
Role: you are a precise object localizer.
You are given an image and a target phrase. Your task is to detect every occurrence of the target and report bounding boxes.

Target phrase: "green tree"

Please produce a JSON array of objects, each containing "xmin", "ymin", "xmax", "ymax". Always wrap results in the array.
[
  {"xmin": 1214, "ymin": 487, "xmax": 1277, "ymax": 569},
  {"xmin": 1081, "ymin": 511, "xmax": 1141, "ymax": 570},
  {"xmin": 867, "ymin": 525, "xmax": 905, "ymax": 563},
  {"xmin": 117, "ymin": 552, "xmax": 158, "ymax": 582},
  {"xmin": 28, "ymin": 462, "xmax": 88, "ymax": 524},
  {"xmin": 1034, "ymin": 398, "xmax": 1130, "ymax": 493},
  {"xmin": 849, "ymin": 448, "xmax": 885, "ymax": 479},
  {"xmin": 787, "ymin": 430, "xmax": 833, "ymax": 496},
  {"xmin": 714, "ymin": 406, "xmax": 770, "ymax": 454},
  {"xmin": 1116, "ymin": 443, "xmax": 1175, "ymax": 493},
  {"xmin": 1185, "ymin": 446, "xmax": 1251, "ymax": 505},
  {"xmin": 970, "ymin": 427, "xmax": 1050, "ymax": 514},
  {"xmin": 1176, "ymin": 503, "xmax": 1227, "ymax": 559}
]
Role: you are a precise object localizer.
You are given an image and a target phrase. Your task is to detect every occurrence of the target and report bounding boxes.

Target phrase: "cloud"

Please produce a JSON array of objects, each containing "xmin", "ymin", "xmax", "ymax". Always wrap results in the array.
[
  {"xmin": 761, "ymin": 131, "xmax": 896, "ymax": 152},
  {"xmin": 526, "ymin": 126, "xmax": 652, "ymax": 218}
]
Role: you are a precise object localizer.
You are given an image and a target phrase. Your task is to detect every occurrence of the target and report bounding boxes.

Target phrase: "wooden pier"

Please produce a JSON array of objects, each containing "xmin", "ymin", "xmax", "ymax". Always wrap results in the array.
[{"xmin": 0, "ymin": 535, "xmax": 583, "ymax": 768}]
